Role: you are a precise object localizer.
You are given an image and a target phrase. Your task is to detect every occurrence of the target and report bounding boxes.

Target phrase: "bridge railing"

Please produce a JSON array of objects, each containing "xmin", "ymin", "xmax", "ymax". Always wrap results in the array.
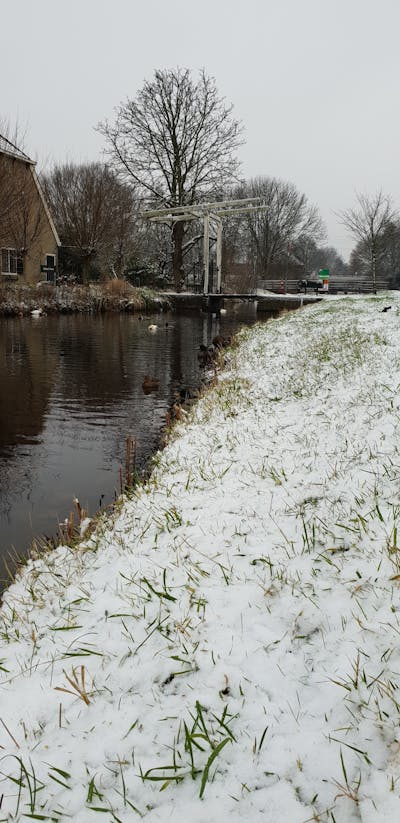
[
  {"xmin": 258, "ymin": 278, "xmax": 394, "ymax": 294},
  {"xmin": 258, "ymin": 279, "xmax": 306, "ymax": 293},
  {"xmin": 327, "ymin": 279, "xmax": 392, "ymax": 293}
]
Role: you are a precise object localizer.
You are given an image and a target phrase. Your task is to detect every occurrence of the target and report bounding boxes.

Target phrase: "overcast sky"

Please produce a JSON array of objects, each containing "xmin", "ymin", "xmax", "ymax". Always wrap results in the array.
[{"xmin": 3, "ymin": 0, "xmax": 400, "ymax": 260}]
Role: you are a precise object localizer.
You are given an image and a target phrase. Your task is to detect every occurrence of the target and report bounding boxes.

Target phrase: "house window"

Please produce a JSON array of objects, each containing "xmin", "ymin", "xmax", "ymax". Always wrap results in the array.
[{"xmin": 1, "ymin": 248, "xmax": 23, "ymax": 276}]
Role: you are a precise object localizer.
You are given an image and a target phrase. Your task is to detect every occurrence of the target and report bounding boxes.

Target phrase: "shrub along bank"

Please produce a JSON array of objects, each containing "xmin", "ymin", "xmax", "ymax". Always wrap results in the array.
[{"xmin": 0, "ymin": 281, "xmax": 170, "ymax": 316}]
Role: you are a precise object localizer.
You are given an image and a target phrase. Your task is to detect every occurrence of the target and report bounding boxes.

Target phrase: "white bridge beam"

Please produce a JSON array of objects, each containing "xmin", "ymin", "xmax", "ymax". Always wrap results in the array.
[{"xmin": 140, "ymin": 198, "xmax": 268, "ymax": 295}]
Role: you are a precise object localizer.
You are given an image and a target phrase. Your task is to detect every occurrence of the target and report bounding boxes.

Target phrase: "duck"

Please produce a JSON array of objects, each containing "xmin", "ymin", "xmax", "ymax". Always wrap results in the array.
[
  {"xmin": 148, "ymin": 324, "xmax": 158, "ymax": 332},
  {"xmin": 172, "ymin": 402, "xmax": 186, "ymax": 421},
  {"xmin": 212, "ymin": 334, "xmax": 232, "ymax": 349},
  {"xmin": 31, "ymin": 308, "xmax": 44, "ymax": 317},
  {"xmin": 197, "ymin": 344, "xmax": 210, "ymax": 366},
  {"xmin": 176, "ymin": 387, "xmax": 199, "ymax": 403},
  {"xmin": 142, "ymin": 375, "xmax": 160, "ymax": 393},
  {"xmin": 198, "ymin": 343, "xmax": 219, "ymax": 367}
]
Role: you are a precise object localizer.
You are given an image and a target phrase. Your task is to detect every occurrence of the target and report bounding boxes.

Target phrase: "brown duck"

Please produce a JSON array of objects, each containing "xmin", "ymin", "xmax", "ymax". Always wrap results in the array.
[{"xmin": 142, "ymin": 375, "xmax": 160, "ymax": 393}]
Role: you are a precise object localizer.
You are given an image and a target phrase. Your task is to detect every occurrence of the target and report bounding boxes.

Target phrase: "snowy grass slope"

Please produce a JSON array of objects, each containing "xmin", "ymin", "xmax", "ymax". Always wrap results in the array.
[{"xmin": 1, "ymin": 295, "xmax": 400, "ymax": 821}]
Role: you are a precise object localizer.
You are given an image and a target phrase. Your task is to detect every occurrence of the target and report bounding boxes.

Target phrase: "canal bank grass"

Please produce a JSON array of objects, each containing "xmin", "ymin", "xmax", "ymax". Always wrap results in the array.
[
  {"xmin": 3, "ymin": 293, "xmax": 400, "ymax": 820},
  {"xmin": 0, "ymin": 282, "xmax": 170, "ymax": 316}
]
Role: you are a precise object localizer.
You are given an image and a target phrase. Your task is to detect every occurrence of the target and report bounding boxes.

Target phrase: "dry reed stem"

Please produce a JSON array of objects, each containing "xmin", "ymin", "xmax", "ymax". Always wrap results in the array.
[
  {"xmin": 55, "ymin": 665, "xmax": 91, "ymax": 705},
  {"xmin": 0, "ymin": 717, "xmax": 20, "ymax": 748}
]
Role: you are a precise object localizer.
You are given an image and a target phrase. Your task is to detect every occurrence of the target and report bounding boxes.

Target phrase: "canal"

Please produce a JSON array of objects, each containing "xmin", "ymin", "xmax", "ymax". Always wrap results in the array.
[{"xmin": 0, "ymin": 304, "xmax": 274, "ymax": 588}]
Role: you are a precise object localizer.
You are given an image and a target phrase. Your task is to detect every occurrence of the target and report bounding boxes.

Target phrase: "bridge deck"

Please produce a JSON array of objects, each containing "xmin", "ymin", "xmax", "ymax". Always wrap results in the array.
[{"xmin": 208, "ymin": 293, "xmax": 258, "ymax": 299}]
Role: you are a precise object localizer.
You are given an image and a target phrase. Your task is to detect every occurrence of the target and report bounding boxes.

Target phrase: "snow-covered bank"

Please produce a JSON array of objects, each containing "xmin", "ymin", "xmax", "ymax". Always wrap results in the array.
[{"xmin": 2, "ymin": 294, "xmax": 400, "ymax": 821}]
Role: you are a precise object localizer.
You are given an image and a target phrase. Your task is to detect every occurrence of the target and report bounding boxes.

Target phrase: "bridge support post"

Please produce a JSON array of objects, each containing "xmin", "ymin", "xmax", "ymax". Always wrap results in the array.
[
  {"xmin": 203, "ymin": 214, "xmax": 210, "ymax": 294},
  {"xmin": 206, "ymin": 294, "xmax": 223, "ymax": 314},
  {"xmin": 216, "ymin": 218, "xmax": 222, "ymax": 293}
]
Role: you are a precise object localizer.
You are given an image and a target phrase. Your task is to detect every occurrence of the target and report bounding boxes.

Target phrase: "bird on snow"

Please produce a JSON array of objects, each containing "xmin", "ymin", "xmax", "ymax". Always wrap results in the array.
[{"xmin": 381, "ymin": 306, "xmax": 392, "ymax": 313}]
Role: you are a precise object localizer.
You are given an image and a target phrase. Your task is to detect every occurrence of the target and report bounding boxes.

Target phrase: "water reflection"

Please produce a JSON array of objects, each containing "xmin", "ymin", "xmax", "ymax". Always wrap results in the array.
[{"xmin": 0, "ymin": 305, "xmax": 271, "ymax": 588}]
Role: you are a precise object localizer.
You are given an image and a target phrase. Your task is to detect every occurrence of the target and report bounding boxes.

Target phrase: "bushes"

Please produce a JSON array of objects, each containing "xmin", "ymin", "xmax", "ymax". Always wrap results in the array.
[
  {"xmin": 0, "ymin": 282, "xmax": 171, "ymax": 315},
  {"xmin": 104, "ymin": 278, "xmax": 134, "ymax": 297}
]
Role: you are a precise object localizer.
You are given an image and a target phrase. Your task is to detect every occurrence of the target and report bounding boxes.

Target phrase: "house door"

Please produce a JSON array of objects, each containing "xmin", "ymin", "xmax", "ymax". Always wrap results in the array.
[{"xmin": 45, "ymin": 254, "xmax": 56, "ymax": 283}]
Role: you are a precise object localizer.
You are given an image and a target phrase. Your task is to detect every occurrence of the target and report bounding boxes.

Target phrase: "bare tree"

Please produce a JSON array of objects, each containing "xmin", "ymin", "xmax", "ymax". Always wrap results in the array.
[
  {"xmin": 0, "ymin": 126, "xmax": 45, "ymax": 259},
  {"xmin": 349, "ymin": 219, "xmax": 400, "ymax": 286},
  {"xmin": 42, "ymin": 163, "xmax": 138, "ymax": 282},
  {"xmin": 237, "ymin": 177, "xmax": 325, "ymax": 279},
  {"xmin": 339, "ymin": 191, "xmax": 397, "ymax": 291},
  {"xmin": 97, "ymin": 68, "xmax": 243, "ymax": 290},
  {"xmin": 0, "ymin": 153, "xmax": 24, "ymax": 247}
]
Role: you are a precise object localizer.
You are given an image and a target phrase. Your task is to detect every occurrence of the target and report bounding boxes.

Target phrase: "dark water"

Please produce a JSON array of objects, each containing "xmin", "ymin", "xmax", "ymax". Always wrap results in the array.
[{"xmin": 0, "ymin": 305, "xmax": 271, "ymax": 587}]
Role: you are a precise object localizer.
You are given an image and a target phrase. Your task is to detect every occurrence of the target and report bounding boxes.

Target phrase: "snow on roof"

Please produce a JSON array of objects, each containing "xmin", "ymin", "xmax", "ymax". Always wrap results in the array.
[
  {"xmin": 0, "ymin": 133, "xmax": 34, "ymax": 163},
  {"xmin": 1, "ymin": 293, "xmax": 400, "ymax": 820}
]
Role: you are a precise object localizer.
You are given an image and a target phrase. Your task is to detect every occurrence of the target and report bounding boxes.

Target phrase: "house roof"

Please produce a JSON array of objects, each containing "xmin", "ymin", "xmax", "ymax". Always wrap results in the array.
[
  {"xmin": 0, "ymin": 133, "xmax": 61, "ymax": 247},
  {"xmin": 0, "ymin": 133, "xmax": 34, "ymax": 164},
  {"xmin": 31, "ymin": 167, "xmax": 61, "ymax": 247}
]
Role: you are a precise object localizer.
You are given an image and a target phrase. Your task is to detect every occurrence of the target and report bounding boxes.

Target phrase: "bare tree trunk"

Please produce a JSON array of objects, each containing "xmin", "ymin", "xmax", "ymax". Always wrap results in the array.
[
  {"xmin": 81, "ymin": 256, "xmax": 91, "ymax": 285},
  {"xmin": 371, "ymin": 245, "xmax": 377, "ymax": 293},
  {"xmin": 172, "ymin": 221, "xmax": 185, "ymax": 291}
]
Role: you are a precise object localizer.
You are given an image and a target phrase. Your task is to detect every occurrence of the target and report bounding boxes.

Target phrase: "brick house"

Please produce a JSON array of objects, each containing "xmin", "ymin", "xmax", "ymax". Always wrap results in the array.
[{"xmin": 0, "ymin": 134, "xmax": 60, "ymax": 284}]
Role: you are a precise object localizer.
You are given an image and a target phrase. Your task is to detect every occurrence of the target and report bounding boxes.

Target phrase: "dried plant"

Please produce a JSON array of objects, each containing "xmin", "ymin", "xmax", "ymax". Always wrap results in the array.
[{"xmin": 55, "ymin": 665, "xmax": 92, "ymax": 705}]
